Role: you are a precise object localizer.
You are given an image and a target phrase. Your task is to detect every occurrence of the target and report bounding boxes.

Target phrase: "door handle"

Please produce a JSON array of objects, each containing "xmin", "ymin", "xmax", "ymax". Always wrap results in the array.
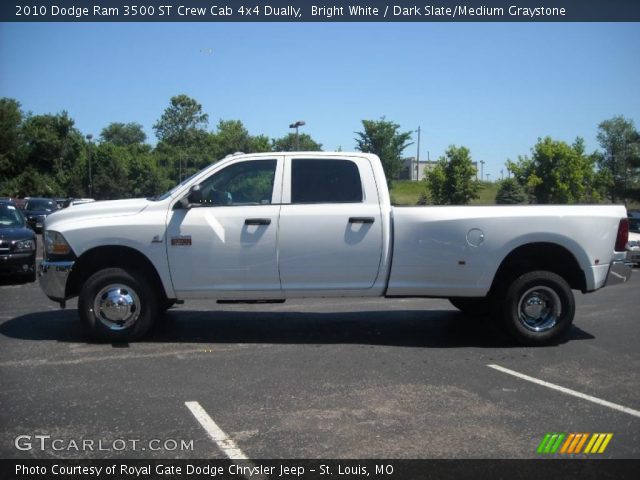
[
  {"xmin": 349, "ymin": 217, "xmax": 375, "ymax": 224},
  {"xmin": 245, "ymin": 218, "xmax": 271, "ymax": 225}
]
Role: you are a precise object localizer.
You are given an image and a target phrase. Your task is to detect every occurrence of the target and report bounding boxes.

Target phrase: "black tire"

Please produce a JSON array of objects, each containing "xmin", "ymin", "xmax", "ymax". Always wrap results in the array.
[
  {"xmin": 449, "ymin": 297, "xmax": 493, "ymax": 316},
  {"xmin": 501, "ymin": 270, "xmax": 575, "ymax": 346},
  {"xmin": 78, "ymin": 267, "xmax": 158, "ymax": 342}
]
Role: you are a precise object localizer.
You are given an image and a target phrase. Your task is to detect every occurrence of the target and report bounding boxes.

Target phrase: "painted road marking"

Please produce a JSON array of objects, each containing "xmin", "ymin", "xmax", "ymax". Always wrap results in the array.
[
  {"xmin": 185, "ymin": 401, "xmax": 249, "ymax": 460},
  {"xmin": 488, "ymin": 364, "xmax": 640, "ymax": 419}
]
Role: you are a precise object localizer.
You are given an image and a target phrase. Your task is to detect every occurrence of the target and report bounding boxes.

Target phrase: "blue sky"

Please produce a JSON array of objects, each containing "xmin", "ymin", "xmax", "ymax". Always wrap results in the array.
[{"xmin": 1, "ymin": 22, "xmax": 639, "ymax": 180}]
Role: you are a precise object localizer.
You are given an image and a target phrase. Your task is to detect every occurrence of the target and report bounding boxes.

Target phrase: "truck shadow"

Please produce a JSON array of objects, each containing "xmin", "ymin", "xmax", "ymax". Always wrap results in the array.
[{"xmin": 0, "ymin": 308, "xmax": 595, "ymax": 348}]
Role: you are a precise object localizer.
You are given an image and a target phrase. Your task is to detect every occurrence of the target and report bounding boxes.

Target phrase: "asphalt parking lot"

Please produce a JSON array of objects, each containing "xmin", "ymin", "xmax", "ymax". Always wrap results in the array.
[{"xmin": 0, "ymin": 261, "xmax": 638, "ymax": 460}]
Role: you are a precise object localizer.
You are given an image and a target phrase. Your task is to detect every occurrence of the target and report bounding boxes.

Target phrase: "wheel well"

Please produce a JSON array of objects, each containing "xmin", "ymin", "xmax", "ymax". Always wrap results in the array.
[
  {"xmin": 66, "ymin": 246, "xmax": 167, "ymax": 301},
  {"xmin": 491, "ymin": 242, "xmax": 586, "ymax": 293}
]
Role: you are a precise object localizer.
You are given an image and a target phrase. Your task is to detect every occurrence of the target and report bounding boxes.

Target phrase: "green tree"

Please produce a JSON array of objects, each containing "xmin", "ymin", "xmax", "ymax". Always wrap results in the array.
[
  {"xmin": 496, "ymin": 178, "xmax": 527, "ymax": 204},
  {"xmin": 508, "ymin": 137, "xmax": 600, "ymax": 204},
  {"xmin": 596, "ymin": 115, "xmax": 640, "ymax": 203},
  {"xmin": 91, "ymin": 143, "xmax": 131, "ymax": 199},
  {"xmin": 248, "ymin": 134, "xmax": 272, "ymax": 153},
  {"xmin": 19, "ymin": 111, "xmax": 86, "ymax": 196},
  {"xmin": 153, "ymin": 94, "xmax": 208, "ymax": 146},
  {"xmin": 100, "ymin": 122, "xmax": 147, "ymax": 146},
  {"xmin": 426, "ymin": 145, "xmax": 480, "ymax": 205},
  {"xmin": 272, "ymin": 133, "xmax": 322, "ymax": 152},
  {"xmin": 355, "ymin": 117, "xmax": 412, "ymax": 185},
  {"xmin": 0, "ymin": 98, "xmax": 25, "ymax": 194},
  {"xmin": 213, "ymin": 120, "xmax": 251, "ymax": 157}
]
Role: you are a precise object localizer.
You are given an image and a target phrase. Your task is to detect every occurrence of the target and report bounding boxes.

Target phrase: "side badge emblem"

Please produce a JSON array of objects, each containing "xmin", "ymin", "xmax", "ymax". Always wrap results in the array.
[{"xmin": 171, "ymin": 236, "xmax": 192, "ymax": 246}]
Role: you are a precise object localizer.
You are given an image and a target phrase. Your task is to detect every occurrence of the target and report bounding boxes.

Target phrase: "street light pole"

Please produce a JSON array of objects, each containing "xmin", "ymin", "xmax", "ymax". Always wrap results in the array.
[
  {"xmin": 415, "ymin": 126, "xmax": 421, "ymax": 181},
  {"xmin": 479, "ymin": 160, "xmax": 485, "ymax": 182},
  {"xmin": 289, "ymin": 120, "xmax": 306, "ymax": 151},
  {"xmin": 86, "ymin": 134, "xmax": 93, "ymax": 197}
]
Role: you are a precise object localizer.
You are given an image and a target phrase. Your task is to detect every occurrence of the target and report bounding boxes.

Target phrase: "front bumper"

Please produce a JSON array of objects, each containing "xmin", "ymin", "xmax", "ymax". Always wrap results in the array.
[
  {"xmin": 605, "ymin": 259, "xmax": 633, "ymax": 286},
  {"xmin": 0, "ymin": 252, "xmax": 36, "ymax": 275},
  {"xmin": 39, "ymin": 260, "xmax": 74, "ymax": 301}
]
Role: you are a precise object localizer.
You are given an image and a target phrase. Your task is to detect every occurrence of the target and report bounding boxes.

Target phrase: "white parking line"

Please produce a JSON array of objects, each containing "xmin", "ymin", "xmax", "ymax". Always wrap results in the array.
[
  {"xmin": 487, "ymin": 364, "xmax": 640, "ymax": 419},
  {"xmin": 185, "ymin": 401, "xmax": 249, "ymax": 459}
]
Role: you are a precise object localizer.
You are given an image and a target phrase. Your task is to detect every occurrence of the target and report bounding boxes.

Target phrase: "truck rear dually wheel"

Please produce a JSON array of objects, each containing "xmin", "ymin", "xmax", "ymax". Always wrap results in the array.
[
  {"xmin": 501, "ymin": 270, "xmax": 575, "ymax": 346},
  {"xmin": 79, "ymin": 267, "xmax": 157, "ymax": 341}
]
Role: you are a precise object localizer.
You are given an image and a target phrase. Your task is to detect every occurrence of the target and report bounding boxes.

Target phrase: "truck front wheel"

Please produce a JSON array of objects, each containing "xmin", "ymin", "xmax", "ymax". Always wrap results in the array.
[
  {"xmin": 79, "ymin": 267, "xmax": 157, "ymax": 342},
  {"xmin": 501, "ymin": 270, "xmax": 575, "ymax": 346}
]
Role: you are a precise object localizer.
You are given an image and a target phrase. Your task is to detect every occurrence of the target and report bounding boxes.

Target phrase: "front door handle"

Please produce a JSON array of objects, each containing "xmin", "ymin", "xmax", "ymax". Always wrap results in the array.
[
  {"xmin": 349, "ymin": 217, "xmax": 375, "ymax": 224},
  {"xmin": 245, "ymin": 218, "xmax": 271, "ymax": 226}
]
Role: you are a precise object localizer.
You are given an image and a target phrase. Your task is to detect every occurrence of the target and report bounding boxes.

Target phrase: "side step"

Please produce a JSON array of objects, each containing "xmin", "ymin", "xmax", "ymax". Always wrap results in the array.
[{"xmin": 216, "ymin": 299, "xmax": 286, "ymax": 304}]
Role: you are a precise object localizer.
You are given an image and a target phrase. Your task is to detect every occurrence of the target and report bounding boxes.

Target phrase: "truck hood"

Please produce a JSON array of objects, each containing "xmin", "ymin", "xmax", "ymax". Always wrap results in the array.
[{"xmin": 45, "ymin": 198, "xmax": 150, "ymax": 230}]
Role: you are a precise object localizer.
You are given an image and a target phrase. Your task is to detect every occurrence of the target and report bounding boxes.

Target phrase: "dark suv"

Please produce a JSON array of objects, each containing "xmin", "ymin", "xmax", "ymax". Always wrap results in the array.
[
  {"xmin": 0, "ymin": 201, "xmax": 37, "ymax": 281},
  {"xmin": 22, "ymin": 197, "xmax": 59, "ymax": 232}
]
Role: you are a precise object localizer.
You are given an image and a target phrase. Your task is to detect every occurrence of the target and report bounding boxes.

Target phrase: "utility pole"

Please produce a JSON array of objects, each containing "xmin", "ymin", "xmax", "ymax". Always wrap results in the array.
[
  {"xmin": 415, "ymin": 126, "xmax": 421, "ymax": 181},
  {"xmin": 85, "ymin": 134, "xmax": 93, "ymax": 197},
  {"xmin": 500, "ymin": 168, "xmax": 504, "ymax": 180}
]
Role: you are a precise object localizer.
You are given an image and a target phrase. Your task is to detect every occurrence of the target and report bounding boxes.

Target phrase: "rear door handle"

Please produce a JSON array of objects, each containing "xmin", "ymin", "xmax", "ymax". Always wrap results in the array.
[
  {"xmin": 245, "ymin": 218, "xmax": 271, "ymax": 225},
  {"xmin": 349, "ymin": 217, "xmax": 375, "ymax": 224}
]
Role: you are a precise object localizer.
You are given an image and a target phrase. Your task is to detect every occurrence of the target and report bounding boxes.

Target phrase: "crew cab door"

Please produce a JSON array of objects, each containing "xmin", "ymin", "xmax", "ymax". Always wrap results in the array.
[
  {"xmin": 166, "ymin": 157, "xmax": 283, "ymax": 298},
  {"xmin": 278, "ymin": 155, "xmax": 384, "ymax": 292}
]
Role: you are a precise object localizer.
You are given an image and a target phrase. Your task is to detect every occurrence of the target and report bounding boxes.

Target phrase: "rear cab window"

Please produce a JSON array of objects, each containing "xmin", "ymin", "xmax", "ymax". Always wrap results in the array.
[{"xmin": 291, "ymin": 159, "xmax": 363, "ymax": 204}]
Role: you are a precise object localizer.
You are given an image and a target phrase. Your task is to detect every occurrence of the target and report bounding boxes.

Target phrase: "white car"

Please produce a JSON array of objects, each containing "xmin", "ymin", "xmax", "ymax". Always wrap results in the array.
[
  {"xmin": 627, "ymin": 217, "xmax": 640, "ymax": 266},
  {"xmin": 39, "ymin": 152, "xmax": 632, "ymax": 346}
]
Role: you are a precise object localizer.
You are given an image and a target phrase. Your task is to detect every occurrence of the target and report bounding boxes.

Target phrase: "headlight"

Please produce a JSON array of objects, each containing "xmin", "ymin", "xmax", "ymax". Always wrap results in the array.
[
  {"xmin": 44, "ymin": 230, "xmax": 72, "ymax": 256},
  {"xmin": 14, "ymin": 239, "xmax": 35, "ymax": 252}
]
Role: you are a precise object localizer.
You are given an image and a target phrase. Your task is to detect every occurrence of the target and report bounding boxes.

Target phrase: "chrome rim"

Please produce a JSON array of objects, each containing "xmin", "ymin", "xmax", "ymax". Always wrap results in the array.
[
  {"xmin": 517, "ymin": 286, "xmax": 561, "ymax": 332},
  {"xmin": 92, "ymin": 283, "xmax": 141, "ymax": 331}
]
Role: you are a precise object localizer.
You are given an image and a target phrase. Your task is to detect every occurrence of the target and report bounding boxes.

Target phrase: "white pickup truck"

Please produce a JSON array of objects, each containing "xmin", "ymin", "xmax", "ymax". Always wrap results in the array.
[{"xmin": 39, "ymin": 152, "xmax": 632, "ymax": 345}]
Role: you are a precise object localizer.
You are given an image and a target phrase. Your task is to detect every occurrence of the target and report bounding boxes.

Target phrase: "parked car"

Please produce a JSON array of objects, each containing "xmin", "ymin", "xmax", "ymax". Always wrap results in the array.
[
  {"xmin": 65, "ymin": 198, "xmax": 95, "ymax": 207},
  {"xmin": 39, "ymin": 152, "xmax": 631, "ymax": 345},
  {"xmin": 627, "ymin": 217, "xmax": 640, "ymax": 266},
  {"xmin": 22, "ymin": 197, "xmax": 59, "ymax": 232},
  {"xmin": 54, "ymin": 198, "xmax": 68, "ymax": 209},
  {"xmin": 0, "ymin": 200, "xmax": 37, "ymax": 281}
]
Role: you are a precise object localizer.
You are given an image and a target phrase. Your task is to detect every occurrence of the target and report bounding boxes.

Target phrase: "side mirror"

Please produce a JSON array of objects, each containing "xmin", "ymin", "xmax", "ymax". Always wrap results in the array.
[
  {"xmin": 177, "ymin": 184, "xmax": 203, "ymax": 209},
  {"xmin": 188, "ymin": 184, "xmax": 203, "ymax": 204}
]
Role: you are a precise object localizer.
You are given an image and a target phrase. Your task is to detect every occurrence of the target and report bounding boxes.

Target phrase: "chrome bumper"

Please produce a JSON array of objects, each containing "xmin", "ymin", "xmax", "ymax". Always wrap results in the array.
[
  {"xmin": 39, "ymin": 260, "xmax": 74, "ymax": 301},
  {"xmin": 605, "ymin": 259, "xmax": 633, "ymax": 286}
]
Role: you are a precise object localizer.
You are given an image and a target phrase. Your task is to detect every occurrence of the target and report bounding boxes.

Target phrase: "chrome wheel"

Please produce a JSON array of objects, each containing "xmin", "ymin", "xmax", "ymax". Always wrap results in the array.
[
  {"xmin": 517, "ymin": 286, "xmax": 561, "ymax": 332},
  {"xmin": 92, "ymin": 283, "xmax": 141, "ymax": 331}
]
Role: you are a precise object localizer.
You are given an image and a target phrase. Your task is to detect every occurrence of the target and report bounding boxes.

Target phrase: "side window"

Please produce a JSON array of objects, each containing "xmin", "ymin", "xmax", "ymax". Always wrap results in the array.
[
  {"xmin": 198, "ymin": 160, "xmax": 277, "ymax": 206},
  {"xmin": 291, "ymin": 159, "xmax": 363, "ymax": 203}
]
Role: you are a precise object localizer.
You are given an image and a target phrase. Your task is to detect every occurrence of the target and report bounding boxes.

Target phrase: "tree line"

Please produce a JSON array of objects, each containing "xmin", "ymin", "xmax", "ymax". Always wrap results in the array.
[
  {"xmin": 1, "ymin": 94, "xmax": 638, "ymax": 206},
  {"xmin": 0, "ymin": 94, "xmax": 323, "ymax": 199},
  {"xmin": 421, "ymin": 117, "xmax": 639, "ymax": 206}
]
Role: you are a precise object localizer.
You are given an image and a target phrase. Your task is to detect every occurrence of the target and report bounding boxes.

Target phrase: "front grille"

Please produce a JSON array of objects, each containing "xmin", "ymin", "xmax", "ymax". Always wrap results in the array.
[{"xmin": 0, "ymin": 240, "xmax": 10, "ymax": 253}]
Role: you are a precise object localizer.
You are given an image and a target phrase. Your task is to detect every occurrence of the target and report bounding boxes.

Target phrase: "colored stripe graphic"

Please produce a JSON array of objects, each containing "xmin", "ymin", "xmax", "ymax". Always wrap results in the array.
[
  {"xmin": 537, "ymin": 433, "xmax": 566, "ymax": 454},
  {"xmin": 538, "ymin": 433, "xmax": 613, "ymax": 455},
  {"xmin": 584, "ymin": 433, "xmax": 614, "ymax": 454}
]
